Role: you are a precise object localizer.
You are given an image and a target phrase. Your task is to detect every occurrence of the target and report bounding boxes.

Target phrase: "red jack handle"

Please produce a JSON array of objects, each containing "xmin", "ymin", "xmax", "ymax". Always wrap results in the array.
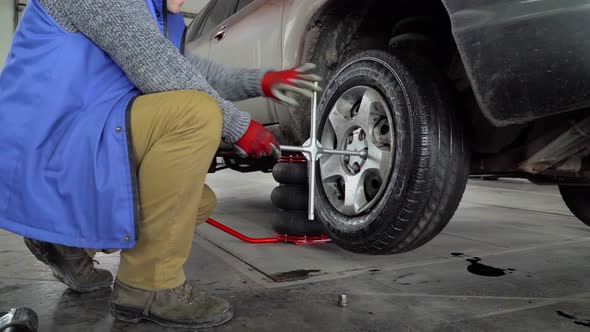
[{"xmin": 206, "ymin": 218, "xmax": 282, "ymax": 244}]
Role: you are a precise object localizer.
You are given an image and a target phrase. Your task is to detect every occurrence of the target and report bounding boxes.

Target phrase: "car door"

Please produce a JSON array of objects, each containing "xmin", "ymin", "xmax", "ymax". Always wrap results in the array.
[
  {"xmin": 184, "ymin": 0, "xmax": 237, "ymax": 57},
  {"xmin": 207, "ymin": 0, "xmax": 284, "ymax": 125}
]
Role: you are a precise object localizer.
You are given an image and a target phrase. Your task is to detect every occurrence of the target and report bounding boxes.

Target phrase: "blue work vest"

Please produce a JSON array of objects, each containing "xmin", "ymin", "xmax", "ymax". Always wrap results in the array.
[{"xmin": 0, "ymin": 0, "xmax": 186, "ymax": 249}]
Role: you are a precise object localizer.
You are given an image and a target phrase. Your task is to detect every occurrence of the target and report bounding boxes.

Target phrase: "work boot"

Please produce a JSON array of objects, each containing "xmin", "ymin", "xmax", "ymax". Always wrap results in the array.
[
  {"xmin": 23, "ymin": 238, "xmax": 113, "ymax": 293},
  {"xmin": 111, "ymin": 279, "xmax": 233, "ymax": 329}
]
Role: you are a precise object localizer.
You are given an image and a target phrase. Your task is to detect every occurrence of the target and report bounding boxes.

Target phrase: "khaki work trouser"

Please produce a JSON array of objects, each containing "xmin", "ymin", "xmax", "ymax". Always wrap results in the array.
[{"xmin": 111, "ymin": 90, "xmax": 222, "ymax": 291}]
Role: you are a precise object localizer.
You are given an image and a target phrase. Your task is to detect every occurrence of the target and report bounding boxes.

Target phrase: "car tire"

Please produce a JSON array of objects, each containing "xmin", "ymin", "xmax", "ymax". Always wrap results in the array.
[
  {"xmin": 271, "ymin": 185, "xmax": 308, "ymax": 211},
  {"xmin": 272, "ymin": 162, "xmax": 307, "ymax": 185},
  {"xmin": 271, "ymin": 208, "xmax": 326, "ymax": 236},
  {"xmin": 315, "ymin": 49, "xmax": 469, "ymax": 254},
  {"xmin": 559, "ymin": 185, "xmax": 590, "ymax": 227}
]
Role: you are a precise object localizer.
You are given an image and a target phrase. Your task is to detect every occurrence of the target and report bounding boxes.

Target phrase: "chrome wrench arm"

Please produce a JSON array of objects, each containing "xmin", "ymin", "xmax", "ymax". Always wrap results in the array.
[{"xmin": 280, "ymin": 83, "xmax": 367, "ymax": 220}]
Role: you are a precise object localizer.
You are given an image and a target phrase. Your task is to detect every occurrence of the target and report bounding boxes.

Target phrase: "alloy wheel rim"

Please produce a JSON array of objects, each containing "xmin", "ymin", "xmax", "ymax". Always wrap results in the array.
[{"xmin": 319, "ymin": 86, "xmax": 395, "ymax": 216}]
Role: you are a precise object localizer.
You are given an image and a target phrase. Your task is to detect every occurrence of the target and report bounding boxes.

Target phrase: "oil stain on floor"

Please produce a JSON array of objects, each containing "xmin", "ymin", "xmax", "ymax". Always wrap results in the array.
[
  {"xmin": 451, "ymin": 253, "xmax": 519, "ymax": 277},
  {"xmin": 270, "ymin": 269, "xmax": 322, "ymax": 282}
]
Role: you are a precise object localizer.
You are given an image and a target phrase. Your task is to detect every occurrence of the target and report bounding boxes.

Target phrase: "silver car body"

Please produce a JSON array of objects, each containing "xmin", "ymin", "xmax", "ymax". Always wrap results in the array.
[{"xmin": 186, "ymin": 0, "xmax": 325, "ymax": 132}]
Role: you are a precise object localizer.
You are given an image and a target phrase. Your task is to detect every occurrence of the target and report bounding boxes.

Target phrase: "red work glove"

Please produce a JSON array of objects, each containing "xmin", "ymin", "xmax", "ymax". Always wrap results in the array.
[
  {"xmin": 234, "ymin": 120, "xmax": 281, "ymax": 159},
  {"xmin": 262, "ymin": 63, "xmax": 322, "ymax": 106}
]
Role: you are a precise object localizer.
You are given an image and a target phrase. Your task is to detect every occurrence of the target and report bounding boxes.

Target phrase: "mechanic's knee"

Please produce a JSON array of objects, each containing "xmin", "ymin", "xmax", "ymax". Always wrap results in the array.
[
  {"xmin": 196, "ymin": 185, "xmax": 217, "ymax": 225},
  {"xmin": 181, "ymin": 91, "xmax": 222, "ymax": 145}
]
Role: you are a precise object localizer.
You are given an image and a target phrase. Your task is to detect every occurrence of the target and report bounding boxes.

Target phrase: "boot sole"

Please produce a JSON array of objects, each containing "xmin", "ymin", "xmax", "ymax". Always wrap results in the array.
[
  {"xmin": 111, "ymin": 303, "xmax": 233, "ymax": 329},
  {"xmin": 24, "ymin": 239, "xmax": 112, "ymax": 293},
  {"xmin": 50, "ymin": 263, "xmax": 112, "ymax": 293}
]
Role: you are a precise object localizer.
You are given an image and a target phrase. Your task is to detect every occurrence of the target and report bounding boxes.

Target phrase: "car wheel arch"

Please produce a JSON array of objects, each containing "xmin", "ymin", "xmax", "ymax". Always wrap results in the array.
[{"xmin": 282, "ymin": 0, "xmax": 464, "ymax": 144}]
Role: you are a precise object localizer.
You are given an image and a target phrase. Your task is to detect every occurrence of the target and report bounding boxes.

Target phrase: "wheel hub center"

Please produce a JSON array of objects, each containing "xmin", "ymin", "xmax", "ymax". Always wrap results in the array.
[{"xmin": 343, "ymin": 128, "xmax": 368, "ymax": 174}]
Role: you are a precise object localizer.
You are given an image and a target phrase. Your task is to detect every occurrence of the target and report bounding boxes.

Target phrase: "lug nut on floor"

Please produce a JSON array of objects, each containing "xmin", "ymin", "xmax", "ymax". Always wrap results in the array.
[{"xmin": 338, "ymin": 294, "xmax": 349, "ymax": 307}]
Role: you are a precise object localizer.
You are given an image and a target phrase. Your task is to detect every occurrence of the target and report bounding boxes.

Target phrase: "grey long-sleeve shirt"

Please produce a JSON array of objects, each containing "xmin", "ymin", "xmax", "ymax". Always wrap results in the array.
[{"xmin": 38, "ymin": 0, "xmax": 266, "ymax": 143}]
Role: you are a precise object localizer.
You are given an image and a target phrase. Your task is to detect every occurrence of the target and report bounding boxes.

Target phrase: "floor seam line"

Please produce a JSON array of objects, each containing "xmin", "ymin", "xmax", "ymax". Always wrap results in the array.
[
  {"xmin": 279, "ymin": 291, "xmax": 590, "ymax": 301},
  {"xmin": 466, "ymin": 184, "xmax": 562, "ymax": 197},
  {"xmin": 444, "ymin": 291, "xmax": 590, "ymax": 323},
  {"xmin": 461, "ymin": 200, "xmax": 574, "ymax": 218},
  {"xmin": 440, "ymin": 233, "xmax": 510, "ymax": 248}
]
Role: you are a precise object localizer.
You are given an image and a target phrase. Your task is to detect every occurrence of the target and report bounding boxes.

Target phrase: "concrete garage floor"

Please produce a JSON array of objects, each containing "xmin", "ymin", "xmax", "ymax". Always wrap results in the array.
[{"xmin": 1, "ymin": 172, "xmax": 590, "ymax": 331}]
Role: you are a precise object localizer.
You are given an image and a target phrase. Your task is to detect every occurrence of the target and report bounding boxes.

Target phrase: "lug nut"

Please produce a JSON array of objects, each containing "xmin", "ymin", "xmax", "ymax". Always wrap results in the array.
[
  {"xmin": 338, "ymin": 294, "xmax": 349, "ymax": 307},
  {"xmin": 344, "ymin": 155, "xmax": 350, "ymax": 163},
  {"xmin": 352, "ymin": 162, "xmax": 361, "ymax": 173},
  {"xmin": 347, "ymin": 135, "xmax": 354, "ymax": 144},
  {"xmin": 359, "ymin": 130, "xmax": 365, "ymax": 141}
]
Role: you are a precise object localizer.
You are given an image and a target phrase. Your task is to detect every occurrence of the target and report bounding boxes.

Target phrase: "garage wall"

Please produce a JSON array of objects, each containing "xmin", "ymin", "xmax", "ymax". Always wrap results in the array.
[
  {"xmin": 0, "ymin": 0, "xmax": 210, "ymax": 69},
  {"xmin": 0, "ymin": 1, "xmax": 16, "ymax": 68}
]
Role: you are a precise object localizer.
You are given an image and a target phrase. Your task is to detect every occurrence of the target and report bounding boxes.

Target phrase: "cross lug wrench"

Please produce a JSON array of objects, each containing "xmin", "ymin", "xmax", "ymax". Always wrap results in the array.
[{"xmin": 280, "ymin": 83, "xmax": 368, "ymax": 220}]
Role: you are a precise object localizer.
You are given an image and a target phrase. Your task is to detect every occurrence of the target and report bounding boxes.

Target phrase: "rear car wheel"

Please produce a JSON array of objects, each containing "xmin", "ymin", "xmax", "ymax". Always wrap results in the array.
[
  {"xmin": 315, "ymin": 50, "xmax": 469, "ymax": 254},
  {"xmin": 559, "ymin": 185, "xmax": 590, "ymax": 227}
]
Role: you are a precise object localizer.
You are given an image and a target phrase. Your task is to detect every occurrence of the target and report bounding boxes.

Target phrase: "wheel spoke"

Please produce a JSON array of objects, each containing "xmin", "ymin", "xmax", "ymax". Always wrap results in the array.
[
  {"xmin": 342, "ymin": 174, "xmax": 367, "ymax": 215},
  {"xmin": 328, "ymin": 98, "xmax": 355, "ymax": 139},
  {"xmin": 353, "ymin": 89, "xmax": 380, "ymax": 130},
  {"xmin": 364, "ymin": 145, "xmax": 392, "ymax": 178},
  {"xmin": 319, "ymin": 154, "xmax": 344, "ymax": 183}
]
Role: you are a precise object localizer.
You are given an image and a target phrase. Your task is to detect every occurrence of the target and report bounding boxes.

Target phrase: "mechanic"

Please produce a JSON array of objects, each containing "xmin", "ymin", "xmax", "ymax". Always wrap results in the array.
[{"xmin": 0, "ymin": 0, "xmax": 320, "ymax": 329}]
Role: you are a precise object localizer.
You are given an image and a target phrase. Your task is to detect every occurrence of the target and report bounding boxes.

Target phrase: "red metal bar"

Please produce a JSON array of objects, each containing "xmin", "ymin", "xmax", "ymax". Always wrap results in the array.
[
  {"xmin": 206, "ymin": 218, "xmax": 331, "ymax": 245},
  {"xmin": 206, "ymin": 218, "xmax": 282, "ymax": 244},
  {"xmin": 279, "ymin": 154, "xmax": 307, "ymax": 163},
  {"xmin": 275, "ymin": 233, "xmax": 331, "ymax": 245}
]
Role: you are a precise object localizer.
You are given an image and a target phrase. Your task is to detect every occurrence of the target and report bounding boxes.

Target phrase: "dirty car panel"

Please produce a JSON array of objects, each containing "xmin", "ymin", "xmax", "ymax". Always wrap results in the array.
[{"xmin": 442, "ymin": 0, "xmax": 590, "ymax": 125}]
